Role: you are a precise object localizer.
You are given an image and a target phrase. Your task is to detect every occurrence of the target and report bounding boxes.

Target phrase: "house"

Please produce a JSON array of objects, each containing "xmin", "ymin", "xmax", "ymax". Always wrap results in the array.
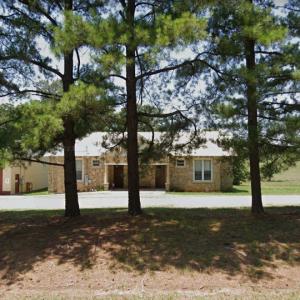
[
  {"xmin": 0, "ymin": 161, "xmax": 48, "ymax": 195},
  {"xmin": 47, "ymin": 131, "xmax": 233, "ymax": 193}
]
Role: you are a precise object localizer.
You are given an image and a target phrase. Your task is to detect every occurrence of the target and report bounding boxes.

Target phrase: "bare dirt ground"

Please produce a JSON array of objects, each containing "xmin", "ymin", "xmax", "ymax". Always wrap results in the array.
[{"xmin": 0, "ymin": 207, "xmax": 300, "ymax": 299}]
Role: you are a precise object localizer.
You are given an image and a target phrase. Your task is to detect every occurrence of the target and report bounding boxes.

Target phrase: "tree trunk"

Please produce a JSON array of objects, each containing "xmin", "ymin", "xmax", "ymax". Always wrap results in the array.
[
  {"xmin": 125, "ymin": 0, "xmax": 142, "ymax": 215},
  {"xmin": 245, "ymin": 36, "xmax": 264, "ymax": 214},
  {"xmin": 62, "ymin": 0, "xmax": 80, "ymax": 217},
  {"xmin": 63, "ymin": 120, "xmax": 80, "ymax": 217}
]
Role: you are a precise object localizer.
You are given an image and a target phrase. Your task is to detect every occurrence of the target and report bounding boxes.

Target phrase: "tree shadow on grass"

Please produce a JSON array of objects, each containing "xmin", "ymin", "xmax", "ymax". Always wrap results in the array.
[
  {"xmin": 0, "ymin": 207, "xmax": 299, "ymax": 286},
  {"xmin": 224, "ymin": 187, "xmax": 249, "ymax": 193}
]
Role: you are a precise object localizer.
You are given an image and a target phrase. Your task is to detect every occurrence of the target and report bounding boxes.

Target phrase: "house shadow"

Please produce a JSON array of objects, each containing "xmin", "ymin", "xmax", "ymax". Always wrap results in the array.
[{"xmin": 0, "ymin": 207, "xmax": 299, "ymax": 285}]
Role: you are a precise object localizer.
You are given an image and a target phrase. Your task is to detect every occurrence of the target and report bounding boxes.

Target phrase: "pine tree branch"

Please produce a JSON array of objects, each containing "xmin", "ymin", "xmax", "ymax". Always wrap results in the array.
[
  {"xmin": 139, "ymin": 107, "xmax": 199, "ymax": 151},
  {"xmin": 262, "ymin": 101, "xmax": 300, "ymax": 107},
  {"xmin": 119, "ymin": 0, "xmax": 127, "ymax": 8},
  {"xmin": 136, "ymin": 49, "xmax": 145, "ymax": 105},
  {"xmin": 18, "ymin": 0, "xmax": 58, "ymax": 27},
  {"xmin": 277, "ymin": 5, "xmax": 300, "ymax": 12},
  {"xmin": 20, "ymin": 157, "xmax": 64, "ymax": 167},
  {"xmin": 75, "ymin": 48, "xmax": 81, "ymax": 80},
  {"xmin": 136, "ymin": 54, "xmax": 223, "ymax": 80},
  {"xmin": 104, "ymin": 130, "xmax": 127, "ymax": 151},
  {"xmin": 0, "ymin": 54, "xmax": 63, "ymax": 78},
  {"xmin": 265, "ymin": 91, "xmax": 300, "ymax": 97},
  {"xmin": 28, "ymin": 58, "xmax": 63, "ymax": 78},
  {"xmin": 53, "ymin": 0, "xmax": 63, "ymax": 11},
  {"xmin": 0, "ymin": 89, "xmax": 61, "ymax": 99},
  {"xmin": 0, "ymin": 117, "xmax": 19, "ymax": 127},
  {"xmin": 105, "ymin": 74, "xmax": 127, "ymax": 81},
  {"xmin": 135, "ymin": 2, "xmax": 156, "ymax": 8},
  {"xmin": 255, "ymin": 50, "xmax": 282, "ymax": 55},
  {"xmin": 139, "ymin": 109, "xmax": 187, "ymax": 118},
  {"xmin": 138, "ymin": 119, "xmax": 155, "ymax": 154}
]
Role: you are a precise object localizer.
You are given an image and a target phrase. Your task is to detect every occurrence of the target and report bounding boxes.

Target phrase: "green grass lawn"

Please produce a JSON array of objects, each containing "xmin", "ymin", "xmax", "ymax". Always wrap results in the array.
[
  {"xmin": 169, "ymin": 162, "xmax": 300, "ymax": 196},
  {"xmin": 24, "ymin": 187, "xmax": 49, "ymax": 196},
  {"xmin": 233, "ymin": 180, "xmax": 300, "ymax": 195}
]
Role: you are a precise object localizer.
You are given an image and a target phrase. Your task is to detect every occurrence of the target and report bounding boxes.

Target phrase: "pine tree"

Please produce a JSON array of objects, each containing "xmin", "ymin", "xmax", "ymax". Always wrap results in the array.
[
  {"xmin": 0, "ymin": 0, "xmax": 112, "ymax": 217},
  {"xmin": 55, "ymin": 0, "xmax": 210, "ymax": 215},
  {"xmin": 203, "ymin": 0, "xmax": 299, "ymax": 213}
]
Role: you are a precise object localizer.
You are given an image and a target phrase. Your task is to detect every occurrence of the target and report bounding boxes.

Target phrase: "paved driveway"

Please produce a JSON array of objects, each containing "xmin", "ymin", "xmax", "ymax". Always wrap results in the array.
[{"xmin": 0, "ymin": 191, "xmax": 299, "ymax": 210}]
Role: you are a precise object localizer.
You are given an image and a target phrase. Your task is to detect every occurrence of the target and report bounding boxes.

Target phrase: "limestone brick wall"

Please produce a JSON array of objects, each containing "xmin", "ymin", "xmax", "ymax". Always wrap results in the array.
[
  {"xmin": 48, "ymin": 153, "xmax": 232, "ymax": 193},
  {"xmin": 169, "ymin": 156, "xmax": 222, "ymax": 192},
  {"xmin": 108, "ymin": 165, "xmax": 114, "ymax": 189},
  {"xmin": 220, "ymin": 159, "xmax": 233, "ymax": 191},
  {"xmin": 48, "ymin": 157, "xmax": 65, "ymax": 193},
  {"xmin": 140, "ymin": 165, "xmax": 156, "ymax": 188},
  {"xmin": 104, "ymin": 149, "xmax": 127, "ymax": 164},
  {"xmin": 48, "ymin": 156, "xmax": 105, "ymax": 193},
  {"xmin": 123, "ymin": 165, "xmax": 128, "ymax": 188},
  {"xmin": 77, "ymin": 156, "xmax": 105, "ymax": 191},
  {"xmin": 2, "ymin": 166, "xmax": 12, "ymax": 193}
]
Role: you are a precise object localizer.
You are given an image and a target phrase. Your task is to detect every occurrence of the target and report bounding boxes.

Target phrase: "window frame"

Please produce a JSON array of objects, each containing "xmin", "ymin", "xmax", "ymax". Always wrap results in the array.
[
  {"xmin": 92, "ymin": 159, "xmax": 100, "ymax": 167},
  {"xmin": 75, "ymin": 159, "xmax": 84, "ymax": 182},
  {"xmin": 193, "ymin": 159, "xmax": 213, "ymax": 182},
  {"xmin": 175, "ymin": 158, "xmax": 186, "ymax": 168}
]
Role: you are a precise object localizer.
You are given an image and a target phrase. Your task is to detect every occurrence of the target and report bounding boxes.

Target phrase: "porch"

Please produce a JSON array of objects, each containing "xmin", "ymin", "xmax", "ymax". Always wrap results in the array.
[{"xmin": 103, "ymin": 163, "xmax": 170, "ymax": 191}]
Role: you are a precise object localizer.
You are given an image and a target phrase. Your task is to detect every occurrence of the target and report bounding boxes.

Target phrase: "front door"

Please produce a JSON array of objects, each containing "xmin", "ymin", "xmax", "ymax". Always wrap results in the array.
[
  {"xmin": 155, "ymin": 165, "xmax": 166, "ymax": 189},
  {"xmin": 15, "ymin": 174, "xmax": 20, "ymax": 194},
  {"xmin": 114, "ymin": 165, "xmax": 124, "ymax": 189}
]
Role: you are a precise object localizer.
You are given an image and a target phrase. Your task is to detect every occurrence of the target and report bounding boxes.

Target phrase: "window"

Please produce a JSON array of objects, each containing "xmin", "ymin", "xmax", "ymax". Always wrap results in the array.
[
  {"xmin": 194, "ymin": 160, "xmax": 203, "ymax": 181},
  {"xmin": 194, "ymin": 159, "xmax": 212, "ymax": 181},
  {"xmin": 92, "ymin": 160, "xmax": 100, "ymax": 167},
  {"xmin": 204, "ymin": 160, "xmax": 212, "ymax": 181},
  {"xmin": 176, "ymin": 159, "xmax": 185, "ymax": 167},
  {"xmin": 76, "ymin": 160, "xmax": 83, "ymax": 181}
]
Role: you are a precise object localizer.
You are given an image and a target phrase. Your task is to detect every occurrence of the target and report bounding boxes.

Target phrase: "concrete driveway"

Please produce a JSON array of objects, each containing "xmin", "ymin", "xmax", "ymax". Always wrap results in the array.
[{"xmin": 0, "ymin": 191, "xmax": 299, "ymax": 210}]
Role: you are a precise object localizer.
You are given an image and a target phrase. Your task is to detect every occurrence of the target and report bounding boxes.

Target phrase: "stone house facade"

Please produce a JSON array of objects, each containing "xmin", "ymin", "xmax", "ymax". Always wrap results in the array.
[{"xmin": 47, "ymin": 132, "xmax": 233, "ymax": 193}]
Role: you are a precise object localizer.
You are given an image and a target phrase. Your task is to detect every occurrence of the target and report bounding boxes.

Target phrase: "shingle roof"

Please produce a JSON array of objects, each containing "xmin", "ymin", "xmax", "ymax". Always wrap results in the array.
[{"xmin": 46, "ymin": 131, "xmax": 232, "ymax": 157}]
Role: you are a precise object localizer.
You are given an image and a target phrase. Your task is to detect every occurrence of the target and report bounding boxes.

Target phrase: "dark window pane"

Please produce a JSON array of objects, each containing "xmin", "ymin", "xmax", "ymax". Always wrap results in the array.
[
  {"xmin": 204, "ymin": 170, "xmax": 211, "ymax": 180},
  {"xmin": 204, "ymin": 160, "xmax": 212, "ymax": 180},
  {"xmin": 93, "ymin": 160, "xmax": 100, "ymax": 166},
  {"xmin": 194, "ymin": 160, "xmax": 203, "ymax": 180},
  {"xmin": 195, "ymin": 171, "xmax": 202, "ymax": 181},
  {"xmin": 76, "ymin": 171, "xmax": 82, "ymax": 180},
  {"xmin": 76, "ymin": 160, "xmax": 83, "ymax": 180},
  {"xmin": 176, "ymin": 159, "xmax": 185, "ymax": 167}
]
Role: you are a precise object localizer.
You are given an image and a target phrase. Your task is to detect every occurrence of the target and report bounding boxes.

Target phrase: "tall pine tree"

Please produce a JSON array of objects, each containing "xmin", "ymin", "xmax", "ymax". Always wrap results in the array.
[
  {"xmin": 55, "ymin": 0, "xmax": 209, "ymax": 215},
  {"xmin": 203, "ymin": 0, "xmax": 299, "ymax": 213},
  {"xmin": 0, "ymin": 0, "xmax": 112, "ymax": 216}
]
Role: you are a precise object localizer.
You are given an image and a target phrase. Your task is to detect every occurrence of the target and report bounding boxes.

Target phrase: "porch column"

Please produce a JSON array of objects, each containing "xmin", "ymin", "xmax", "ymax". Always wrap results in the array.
[
  {"xmin": 104, "ymin": 163, "xmax": 109, "ymax": 191},
  {"xmin": 165, "ymin": 160, "xmax": 170, "ymax": 192}
]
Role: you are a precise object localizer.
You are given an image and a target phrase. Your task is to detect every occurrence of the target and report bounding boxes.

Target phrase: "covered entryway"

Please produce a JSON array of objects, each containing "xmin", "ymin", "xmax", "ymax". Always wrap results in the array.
[
  {"xmin": 155, "ymin": 165, "xmax": 166, "ymax": 189},
  {"xmin": 113, "ymin": 165, "xmax": 124, "ymax": 189},
  {"xmin": 104, "ymin": 162, "xmax": 169, "ymax": 191},
  {"xmin": 15, "ymin": 174, "xmax": 20, "ymax": 194}
]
